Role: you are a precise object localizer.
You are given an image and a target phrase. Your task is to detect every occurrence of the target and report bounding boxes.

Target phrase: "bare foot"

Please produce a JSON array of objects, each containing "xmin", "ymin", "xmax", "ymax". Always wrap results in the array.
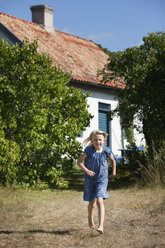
[
  {"xmin": 96, "ymin": 228, "xmax": 104, "ymax": 234},
  {"xmin": 88, "ymin": 216, "xmax": 95, "ymax": 229}
]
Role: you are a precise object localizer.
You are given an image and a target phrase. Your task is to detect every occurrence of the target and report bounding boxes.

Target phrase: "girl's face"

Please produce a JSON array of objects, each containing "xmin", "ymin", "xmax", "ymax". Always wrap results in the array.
[{"xmin": 91, "ymin": 134, "xmax": 105, "ymax": 151}]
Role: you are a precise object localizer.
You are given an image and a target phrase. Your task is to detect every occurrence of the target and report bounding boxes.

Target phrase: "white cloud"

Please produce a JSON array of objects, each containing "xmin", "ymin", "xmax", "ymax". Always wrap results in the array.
[{"xmin": 87, "ymin": 32, "xmax": 113, "ymax": 41}]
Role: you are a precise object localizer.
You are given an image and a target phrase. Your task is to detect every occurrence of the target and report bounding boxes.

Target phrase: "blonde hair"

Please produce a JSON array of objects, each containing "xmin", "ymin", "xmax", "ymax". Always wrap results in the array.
[{"xmin": 83, "ymin": 130, "xmax": 108, "ymax": 147}]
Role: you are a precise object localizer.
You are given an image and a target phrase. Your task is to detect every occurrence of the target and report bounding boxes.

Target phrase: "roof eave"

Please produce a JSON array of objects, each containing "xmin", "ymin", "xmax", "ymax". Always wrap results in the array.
[{"xmin": 69, "ymin": 78, "xmax": 122, "ymax": 91}]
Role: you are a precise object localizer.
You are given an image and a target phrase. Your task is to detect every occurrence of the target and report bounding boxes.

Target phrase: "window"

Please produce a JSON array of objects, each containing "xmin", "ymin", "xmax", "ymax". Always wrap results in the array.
[{"xmin": 98, "ymin": 102, "xmax": 111, "ymax": 147}]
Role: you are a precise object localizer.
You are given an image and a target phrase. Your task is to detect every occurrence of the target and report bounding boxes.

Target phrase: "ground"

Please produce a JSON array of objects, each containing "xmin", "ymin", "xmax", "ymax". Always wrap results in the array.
[{"xmin": 0, "ymin": 186, "xmax": 165, "ymax": 248}]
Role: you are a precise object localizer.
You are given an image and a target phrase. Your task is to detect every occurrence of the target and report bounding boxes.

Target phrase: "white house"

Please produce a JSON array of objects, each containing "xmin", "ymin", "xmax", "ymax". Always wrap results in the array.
[{"xmin": 0, "ymin": 4, "xmax": 145, "ymax": 158}]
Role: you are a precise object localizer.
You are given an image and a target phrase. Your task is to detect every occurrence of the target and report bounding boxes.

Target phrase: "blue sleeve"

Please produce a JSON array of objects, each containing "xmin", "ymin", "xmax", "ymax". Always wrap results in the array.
[
  {"xmin": 84, "ymin": 146, "xmax": 92, "ymax": 156},
  {"xmin": 104, "ymin": 147, "xmax": 112, "ymax": 158}
]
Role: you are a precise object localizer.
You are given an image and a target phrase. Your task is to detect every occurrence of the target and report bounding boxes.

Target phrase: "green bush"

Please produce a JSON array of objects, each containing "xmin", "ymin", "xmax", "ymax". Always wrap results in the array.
[
  {"xmin": 0, "ymin": 119, "xmax": 20, "ymax": 185},
  {"xmin": 0, "ymin": 39, "xmax": 92, "ymax": 188}
]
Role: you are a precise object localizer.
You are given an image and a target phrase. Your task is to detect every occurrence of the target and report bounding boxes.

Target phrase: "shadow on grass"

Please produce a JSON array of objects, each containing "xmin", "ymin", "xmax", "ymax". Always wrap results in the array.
[
  {"xmin": 0, "ymin": 229, "xmax": 71, "ymax": 235},
  {"xmin": 108, "ymin": 166, "xmax": 136, "ymax": 190},
  {"xmin": 66, "ymin": 167, "xmax": 136, "ymax": 191},
  {"xmin": 64, "ymin": 164, "xmax": 136, "ymax": 192},
  {"xmin": 108, "ymin": 176, "xmax": 135, "ymax": 190},
  {"xmin": 65, "ymin": 170, "xmax": 85, "ymax": 191}
]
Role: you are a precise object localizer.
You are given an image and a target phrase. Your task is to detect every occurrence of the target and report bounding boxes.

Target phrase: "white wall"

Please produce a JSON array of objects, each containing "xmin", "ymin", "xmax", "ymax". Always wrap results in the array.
[
  {"xmin": 76, "ymin": 87, "xmax": 123, "ymax": 157},
  {"xmin": 76, "ymin": 85, "xmax": 145, "ymax": 156}
]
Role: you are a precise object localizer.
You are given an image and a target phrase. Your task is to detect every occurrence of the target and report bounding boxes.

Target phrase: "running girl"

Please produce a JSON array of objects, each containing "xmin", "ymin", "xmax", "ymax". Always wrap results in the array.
[{"xmin": 77, "ymin": 130, "xmax": 116, "ymax": 234}]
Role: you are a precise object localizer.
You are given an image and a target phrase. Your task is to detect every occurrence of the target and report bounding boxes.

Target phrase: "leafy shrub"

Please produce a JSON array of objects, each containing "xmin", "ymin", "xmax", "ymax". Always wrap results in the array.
[
  {"xmin": 0, "ymin": 39, "xmax": 92, "ymax": 188},
  {"xmin": 0, "ymin": 119, "xmax": 20, "ymax": 185}
]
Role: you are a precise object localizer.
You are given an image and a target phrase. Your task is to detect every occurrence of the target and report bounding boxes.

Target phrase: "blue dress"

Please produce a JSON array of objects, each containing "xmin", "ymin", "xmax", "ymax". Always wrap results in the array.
[{"xmin": 83, "ymin": 145, "xmax": 112, "ymax": 202}]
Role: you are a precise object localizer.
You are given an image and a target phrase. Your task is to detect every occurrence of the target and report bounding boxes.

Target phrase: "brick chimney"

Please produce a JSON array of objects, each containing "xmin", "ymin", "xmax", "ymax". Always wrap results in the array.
[{"xmin": 30, "ymin": 5, "xmax": 54, "ymax": 33}]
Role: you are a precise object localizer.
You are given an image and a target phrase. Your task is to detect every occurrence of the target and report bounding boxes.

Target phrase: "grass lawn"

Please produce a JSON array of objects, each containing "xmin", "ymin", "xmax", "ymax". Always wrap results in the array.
[{"xmin": 0, "ymin": 180, "xmax": 165, "ymax": 248}]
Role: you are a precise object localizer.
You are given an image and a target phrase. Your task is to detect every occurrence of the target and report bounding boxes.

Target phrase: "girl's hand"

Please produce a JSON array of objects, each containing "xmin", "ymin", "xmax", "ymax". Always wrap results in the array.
[
  {"xmin": 87, "ymin": 170, "xmax": 95, "ymax": 177},
  {"xmin": 109, "ymin": 174, "xmax": 116, "ymax": 180}
]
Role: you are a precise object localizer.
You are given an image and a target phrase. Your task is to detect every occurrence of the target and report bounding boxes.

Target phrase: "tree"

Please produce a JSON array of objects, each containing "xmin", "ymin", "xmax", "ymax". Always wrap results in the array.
[
  {"xmin": 99, "ymin": 32, "xmax": 165, "ymax": 152},
  {"xmin": 0, "ymin": 39, "xmax": 92, "ymax": 188}
]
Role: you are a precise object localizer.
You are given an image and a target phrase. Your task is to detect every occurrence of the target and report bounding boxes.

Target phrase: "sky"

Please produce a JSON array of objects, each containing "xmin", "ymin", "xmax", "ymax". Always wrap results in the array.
[{"xmin": 0, "ymin": 0, "xmax": 165, "ymax": 52}]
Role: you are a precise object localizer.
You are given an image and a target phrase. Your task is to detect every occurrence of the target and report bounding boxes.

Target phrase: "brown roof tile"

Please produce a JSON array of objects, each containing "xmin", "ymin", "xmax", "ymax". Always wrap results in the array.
[{"xmin": 0, "ymin": 11, "xmax": 124, "ymax": 89}]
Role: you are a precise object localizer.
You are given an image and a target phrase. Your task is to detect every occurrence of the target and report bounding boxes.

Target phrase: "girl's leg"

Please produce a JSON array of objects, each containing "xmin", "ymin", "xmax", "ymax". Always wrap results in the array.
[
  {"xmin": 96, "ymin": 198, "xmax": 105, "ymax": 234},
  {"xmin": 88, "ymin": 199, "xmax": 95, "ymax": 229}
]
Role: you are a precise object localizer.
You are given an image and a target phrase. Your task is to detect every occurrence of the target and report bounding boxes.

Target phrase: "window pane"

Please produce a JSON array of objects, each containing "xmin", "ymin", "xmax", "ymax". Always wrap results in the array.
[{"xmin": 99, "ymin": 102, "xmax": 110, "ymax": 111}]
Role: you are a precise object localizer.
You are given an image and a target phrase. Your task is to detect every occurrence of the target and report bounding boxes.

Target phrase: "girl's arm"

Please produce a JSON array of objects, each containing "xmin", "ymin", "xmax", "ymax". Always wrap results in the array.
[
  {"xmin": 109, "ymin": 154, "xmax": 116, "ymax": 179},
  {"xmin": 77, "ymin": 153, "xmax": 95, "ymax": 177}
]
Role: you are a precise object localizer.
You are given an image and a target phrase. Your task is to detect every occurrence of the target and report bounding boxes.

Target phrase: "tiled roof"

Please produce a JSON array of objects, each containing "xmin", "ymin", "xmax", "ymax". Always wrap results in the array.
[{"xmin": 0, "ymin": 11, "xmax": 124, "ymax": 89}]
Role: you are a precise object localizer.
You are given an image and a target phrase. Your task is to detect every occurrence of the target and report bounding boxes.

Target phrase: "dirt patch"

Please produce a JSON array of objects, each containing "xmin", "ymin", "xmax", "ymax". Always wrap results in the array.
[{"xmin": 0, "ymin": 187, "xmax": 165, "ymax": 248}]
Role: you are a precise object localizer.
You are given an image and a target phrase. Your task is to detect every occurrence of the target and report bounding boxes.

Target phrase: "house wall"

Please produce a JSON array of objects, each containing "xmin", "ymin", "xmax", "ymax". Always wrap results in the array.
[
  {"xmin": 76, "ymin": 86, "xmax": 123, "ymax": 157},
  {"xmin": 76, "ymin": 85, "xmax": 145, "ymax": 156}
]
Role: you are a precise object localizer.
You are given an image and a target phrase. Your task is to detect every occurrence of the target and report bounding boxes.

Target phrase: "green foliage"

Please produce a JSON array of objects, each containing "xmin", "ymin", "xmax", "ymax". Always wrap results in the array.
[
  {"xmin": 99, "ymin": 32, "xmax": 165, "ymax": 152},
  {"xmin": 124, "ymin": 126, "xmax": 135, "ymax": 146},
  {"xmin": 0, "ymin": 118, "xmax": 20, "ymax": 185},
  {"xmin": 97, "ymin": 43, "xmax": 114, "ymax": 56},
  {"xmin": 0, "ymin": 39, "xmax": 92, "ymax": 188}
]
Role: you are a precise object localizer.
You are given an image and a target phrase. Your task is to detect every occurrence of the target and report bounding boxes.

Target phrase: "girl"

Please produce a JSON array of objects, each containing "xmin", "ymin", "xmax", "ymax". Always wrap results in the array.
[{"xmin": 77, "ymin": 130, "xmax": 116, "ymax": 234}]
